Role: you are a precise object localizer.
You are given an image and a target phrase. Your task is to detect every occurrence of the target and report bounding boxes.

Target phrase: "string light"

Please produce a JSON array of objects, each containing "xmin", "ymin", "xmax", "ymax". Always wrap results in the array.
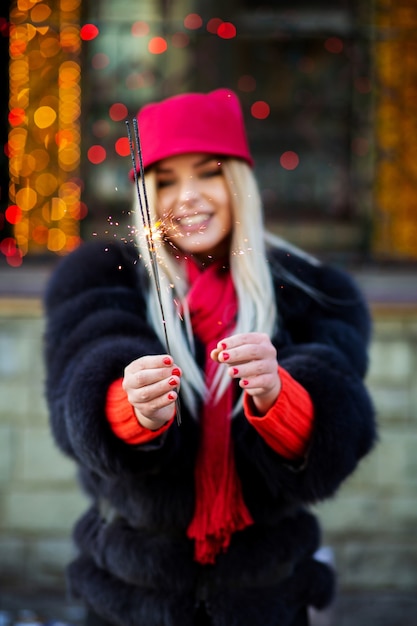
[{"xmin": 6, "ymin": 0, "xmax": 83, "ymax": 264}]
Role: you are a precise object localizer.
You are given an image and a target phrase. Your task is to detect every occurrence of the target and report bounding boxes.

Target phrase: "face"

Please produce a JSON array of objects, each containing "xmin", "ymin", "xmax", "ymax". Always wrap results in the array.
[{"xmin": 154, "ymin": 153, "xmax": 233, "ymax": 262}]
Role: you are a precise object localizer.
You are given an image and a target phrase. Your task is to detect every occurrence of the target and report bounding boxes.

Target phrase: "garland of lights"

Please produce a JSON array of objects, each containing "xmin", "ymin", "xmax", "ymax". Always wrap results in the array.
[
  {"xmin": 7, "ymin": 0, "xmax": 83, "ymax": 266},
  {"xmin": 374, "ymin": 0, "xmax": 417, "ymax": 259}
]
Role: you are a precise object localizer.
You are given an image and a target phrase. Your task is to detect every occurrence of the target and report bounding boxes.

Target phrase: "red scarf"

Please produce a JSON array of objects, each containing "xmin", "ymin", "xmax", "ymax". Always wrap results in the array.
[{"xmin": 185, "ymin": 258, "xmax": 254, "ymax": 564}]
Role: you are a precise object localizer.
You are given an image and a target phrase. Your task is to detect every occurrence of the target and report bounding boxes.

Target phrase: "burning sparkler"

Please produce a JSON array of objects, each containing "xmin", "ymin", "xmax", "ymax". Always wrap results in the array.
[{"xmin": 126, "ymin": 118, "xmax": 181, "ymax": 425}]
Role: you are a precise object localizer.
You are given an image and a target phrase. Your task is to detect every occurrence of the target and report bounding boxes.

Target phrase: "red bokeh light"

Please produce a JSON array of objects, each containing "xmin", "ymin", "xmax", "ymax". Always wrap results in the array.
[
  {"xmin": 251, "ymin": 101, "xmax": 270, "ymax": 120},
  {"xmin": 280, "ymin": 151, "xmax": 300, "ymax": 170},
  {"xmin": 8, "ymin": 108, "xmax": 26, "ymax": 127},
  {"xmin": 207, "ymin": 18, "xmax": 222, "ymax": 34},
  {"xmin": 5, "ymin": 205, "xmax": 22, "ymax": 225},
  {"xmin": 184, "ymin": 13, "xmax": 203, "ymax": 29},
  {"xmin": 115, "ymin": 137, "xmax": 131, "ymax": 157},
  {"xmin": 131, "ymin": 21, "xmax": 149, "ymax": 37},
  {"xmin": 6, "ymin": 248, "xmax": 23, "ymax": 267},
  {"xmin": 0, "ymin": 237, "xmax": 17, "ymax": 256},
  {"xmin": 109, "ymin": 103, "xmax": 128, "ymax": 122},
  {"xmin": 80, "ymin": 24, "xmax": 99, "ymax": 41},
  {"xmin": 0, "ymin": 17, "xmax": 9, "ymax": 37},
  {"xmin": 324, "ymin": 37, "xmax": 343, "ymax": 54},
  {"xmin": 148, "ymin": 37, "xmax": 168, "ymax": 54},
  {"xmin": 87, "ymin": 145, "xmax": 106, "ymax": 164},
  {"xmin": 217, "ymin": 22, "xmax": 236, "ymax": 39}
]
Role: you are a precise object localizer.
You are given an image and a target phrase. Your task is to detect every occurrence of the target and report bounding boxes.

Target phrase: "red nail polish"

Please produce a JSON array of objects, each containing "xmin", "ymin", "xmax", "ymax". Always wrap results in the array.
[
  {"xmin": 232, "ymin": 367, "xmax": 239, "ymax": 375},
  {"xmin": 222, "ymin": 352, "xmax": 230, "ymax": 361},
  {"xmin": 168, "ymin": 377, "xmax": 177, "ymax": 386},
  {"xmin": 168, "ymin": 393, "xmax": 175, "ymax": 400},
  {"xmin": 243, "ymin": 379, "xmax": 249, "ymax": 386},
  {"xmin": 163, "ymin": 357, "xmax": 171, "ymax": 365},
  {"xmin": 221, "ymin": 342, "xmax": 227, "ymax": 350},
  {"xmin": 172, "ymin": 368, "xmax": 181, "ymax": 377}
]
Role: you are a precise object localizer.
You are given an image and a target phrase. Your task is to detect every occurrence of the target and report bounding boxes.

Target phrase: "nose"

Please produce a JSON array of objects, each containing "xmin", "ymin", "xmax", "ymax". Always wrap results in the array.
[{"xmin": 177, "ymin": 176, "xmax": 200, "ymax": 209}]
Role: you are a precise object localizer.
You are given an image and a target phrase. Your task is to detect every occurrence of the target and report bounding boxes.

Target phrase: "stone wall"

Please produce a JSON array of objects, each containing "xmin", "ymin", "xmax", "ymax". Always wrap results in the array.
[
  {"xmin": 315, "ymin": 304, "xmax": 417, "ymax": 591},
  {"xmin": 0, "ymin": 296, "xmax": 416, "ymax": 593}
]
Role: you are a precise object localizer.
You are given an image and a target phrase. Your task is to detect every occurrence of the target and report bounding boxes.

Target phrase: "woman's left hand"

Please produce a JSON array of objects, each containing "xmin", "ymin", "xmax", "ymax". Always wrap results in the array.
[{"xmin": 211, "ymin": 332, "xmax": 281, "ymax": 415}]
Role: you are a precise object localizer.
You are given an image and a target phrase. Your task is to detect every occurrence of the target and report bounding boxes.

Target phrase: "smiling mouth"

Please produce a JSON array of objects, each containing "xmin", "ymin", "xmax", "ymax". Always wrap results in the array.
[{"xmin": 176, "ymin": 213, "xmax": 211, "ymax": 228}]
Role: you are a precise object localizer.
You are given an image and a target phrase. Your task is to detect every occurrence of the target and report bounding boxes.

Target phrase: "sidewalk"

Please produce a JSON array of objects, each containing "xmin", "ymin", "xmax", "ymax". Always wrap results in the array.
[{"xmin": 1, "ymin": 589, "xmax": 417, "ymax": 626}]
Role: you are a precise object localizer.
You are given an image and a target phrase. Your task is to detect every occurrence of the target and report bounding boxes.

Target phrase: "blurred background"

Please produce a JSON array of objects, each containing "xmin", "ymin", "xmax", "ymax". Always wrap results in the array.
[{"xmin": 0, "ymin": 0, "xmax": 416, "ymax": 624}]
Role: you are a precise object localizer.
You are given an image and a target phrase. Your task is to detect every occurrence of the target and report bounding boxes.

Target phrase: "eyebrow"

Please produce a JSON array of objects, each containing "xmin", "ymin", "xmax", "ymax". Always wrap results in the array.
[{"xmin": 155, "ymin": 155, "xmax": 220, "ymax": 174}]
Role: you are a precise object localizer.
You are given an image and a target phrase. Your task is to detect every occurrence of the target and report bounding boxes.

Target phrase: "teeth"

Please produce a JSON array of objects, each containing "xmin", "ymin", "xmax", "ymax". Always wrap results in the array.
[{"xmin": 178, "ymin": 214, "xmax": 209, "ymax": 226}]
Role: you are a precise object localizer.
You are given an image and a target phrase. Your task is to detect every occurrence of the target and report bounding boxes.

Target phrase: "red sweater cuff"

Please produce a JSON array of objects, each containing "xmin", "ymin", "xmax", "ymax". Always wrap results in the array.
[
  {"xmin": 105, "ymin": 378, "xmax": 174, "ymax": 445},
  {"xmin": 244, "ymin": 366, "xmax": 314, "ymax": 459}
]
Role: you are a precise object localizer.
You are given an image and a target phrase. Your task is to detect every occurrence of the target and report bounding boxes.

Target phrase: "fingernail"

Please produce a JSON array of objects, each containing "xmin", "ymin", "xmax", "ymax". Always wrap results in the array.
[
  {"xmin": 163, "ymin": 357, "xmax": 172, "ymax": 365},
  {"xmin": 222, "ymin": 352, "xmax": 230, "ymax": 361},
  {"xmin": 232, "ymin": 367, "xmax": 239, "ymax": 375},
  {"xmin": 168, "ymin": 393, "xmax": 175, "ymax": 400},
  {"xmin": 172, "ymin": 368, "xmax": 181, "ymax": 376},
  {"xmin": 242, "ymin": 379, "xmax": 249, "ymax": 386},
  {"xmin": 221, "ymin": 342, "xmax": 227, "ymax": 350},
  {"xmin": 168, "ymin": 377, "xmax": 177, "ymax": 386}
]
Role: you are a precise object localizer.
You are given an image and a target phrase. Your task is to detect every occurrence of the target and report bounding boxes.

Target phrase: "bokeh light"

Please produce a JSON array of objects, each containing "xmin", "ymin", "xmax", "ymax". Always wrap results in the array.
[
  {"xmin": 115, "ymin": 137, "xmax": 131, "ymax": 157},
  {"xmin": 217, "ymin": 22, "xmax": 236, "ymax": 39},
  {"xmin": 325, "ymin": 37, "xmax": 343, "ymax": 54},
  {"xmin": 80, "ymin": 24, "xmax": 99, "ymax": 41},
  {"xmin": 148, "ymin": 37, "xmax": 168, "ymax": 54},
  {"xmin": 5, "ymin": 205, "xmax": 22, "ymax": 225},
  {"xmin": 207, "ymin": 18, "xmax": 223, "ymax": 34},
  {"xmin": 92, "ymin": 53, "xmax": 110, "ymax": 70},
  {"xmin": 87, "ymin": 145, "xmax": 106, "ymax": 164},
  {"xmin": 280, "ymin": 151, "xmax": 300, "ymax": 170},
  {"xmin": 184, "ymin": 14, "xmax": 203, "ymax": 30},
  {"xmin": 109, "ymin": 102, "xmax": 128, "ymax": 122},
  {"xmin": 131, "ymin": 21, "xmax": 149, "ymax": 37},
  {"xmin": 251, "ymin": 101, "xmax": 270, "ymax": 119}
]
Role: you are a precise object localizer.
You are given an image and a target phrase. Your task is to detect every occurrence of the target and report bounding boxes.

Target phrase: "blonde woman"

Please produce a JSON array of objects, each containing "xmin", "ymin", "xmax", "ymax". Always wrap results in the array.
[{"xmin": 44, "ymin": 89, "xmax": 376, "ymax": 626}]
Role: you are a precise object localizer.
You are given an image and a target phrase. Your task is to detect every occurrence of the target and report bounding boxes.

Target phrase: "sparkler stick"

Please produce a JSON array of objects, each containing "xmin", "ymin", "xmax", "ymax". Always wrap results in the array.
[{"xmin": 126, "ymin": 118, "xmax": 181, "ymax": 425}]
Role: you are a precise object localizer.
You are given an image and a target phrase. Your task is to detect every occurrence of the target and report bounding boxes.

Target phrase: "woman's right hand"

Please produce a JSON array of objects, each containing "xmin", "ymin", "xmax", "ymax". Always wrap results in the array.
[{"xmin": 123, "ymin": 355, "xmax": 181, "ymax": 430}]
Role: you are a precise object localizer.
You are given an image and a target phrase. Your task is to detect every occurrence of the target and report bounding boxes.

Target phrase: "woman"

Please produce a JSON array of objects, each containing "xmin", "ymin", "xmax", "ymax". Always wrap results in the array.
[{"xmin": 43, "ymin": 88, "xmax": 376, "ymax": 626}]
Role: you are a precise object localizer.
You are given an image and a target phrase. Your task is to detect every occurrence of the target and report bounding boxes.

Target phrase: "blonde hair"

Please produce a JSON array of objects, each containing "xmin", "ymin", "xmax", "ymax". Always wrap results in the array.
[{"xmin": 133, "ymin": 159, "xmax": 277, "ymax": 418}]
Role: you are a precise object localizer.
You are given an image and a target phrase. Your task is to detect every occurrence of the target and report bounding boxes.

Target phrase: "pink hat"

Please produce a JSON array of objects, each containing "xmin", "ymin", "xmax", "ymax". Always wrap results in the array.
[{"xmin": 130, "ymin": 88, "xmax": 253, "ymax": 178}]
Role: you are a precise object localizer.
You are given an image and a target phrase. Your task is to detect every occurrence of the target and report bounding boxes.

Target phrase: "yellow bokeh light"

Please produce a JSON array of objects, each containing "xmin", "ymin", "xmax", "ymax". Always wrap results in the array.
[
  {"xmin": 16, "ymin": 186, "xmax": 37, "ymax": 211},
  {"xmin": 59, "ymin": 181, "xmax": 80, "ymax": 203},
  {"xmin": 47, "ymin": 228, "xmax": 67, "ymax": 251},
  {"xmin": 31, "ymin": 148, "xmax": 50, "ymax": 171},
  {"xmin": 34, "ymin": 105, "xmax": 57, "ymax": 128},
  {"xmin": 17, "ymin": 0, "xmax": 38, "ymax": 10},
  {"xmin": 60, "ymin": 26, "xmax": 80, "ymax": 53},
  {"xmin": 19, "ymin": 153, "xmax": 36, "ymax": 177},
  {"xmin": 61, "ymin": 0, "xmax": 82, "ymax": 10},
  {"xmin": 59, "ymin": 145, "xmax": 80, "ymax": 170},
  {"xmin": 50, "ymin": 197, "xmax": 67, "ymax": 220},
  {"xmin": 35, "ymin": 172, "xmax": 58, "ymax": 195},
  {"xmin": 40, "ymin": 37, "xmax": 61, "ymax": 58},
  {"xmin": 31, "ymin": 3, "xmax": 52, "ymax": 23}
]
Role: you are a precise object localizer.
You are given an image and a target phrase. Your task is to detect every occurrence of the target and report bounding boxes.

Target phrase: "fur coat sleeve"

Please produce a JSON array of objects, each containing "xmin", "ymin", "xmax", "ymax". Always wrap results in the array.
[
  {"xmin": 232, "ymin": 248, "xmax": 376, "ymax": 511},
  {"xmin": 43, "ymin": 240, "xmax": 186, "ymax": 478}
]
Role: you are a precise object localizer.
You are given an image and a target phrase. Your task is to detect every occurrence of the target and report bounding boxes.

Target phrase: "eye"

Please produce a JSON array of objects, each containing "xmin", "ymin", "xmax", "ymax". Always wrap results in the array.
[
  {"xmin": 200, "ymin": 167, "xmax": 223, "ymax": 179},
  {"xmin": 156, "ymin": 178, "xmax": 174, "ymax": 189}
]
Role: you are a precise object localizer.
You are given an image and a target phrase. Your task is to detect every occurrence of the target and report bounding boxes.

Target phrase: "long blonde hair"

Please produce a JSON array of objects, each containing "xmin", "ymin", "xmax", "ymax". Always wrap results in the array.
[{"xmin": 133, "ymin": 158, "xmax": 277, "ymax": 418}]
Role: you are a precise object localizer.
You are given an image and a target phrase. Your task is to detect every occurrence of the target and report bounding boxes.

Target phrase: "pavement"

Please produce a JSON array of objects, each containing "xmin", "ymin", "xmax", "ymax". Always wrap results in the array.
[{"xmin": 1, "ymin": 588, "xmax": 417, "ymax": 626}]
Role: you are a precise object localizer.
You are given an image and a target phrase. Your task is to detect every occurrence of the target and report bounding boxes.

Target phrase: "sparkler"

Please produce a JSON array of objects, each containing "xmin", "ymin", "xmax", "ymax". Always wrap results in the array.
[{"xmin": 126, "ymin": 118, "xmax": 181, "ymax": 425}]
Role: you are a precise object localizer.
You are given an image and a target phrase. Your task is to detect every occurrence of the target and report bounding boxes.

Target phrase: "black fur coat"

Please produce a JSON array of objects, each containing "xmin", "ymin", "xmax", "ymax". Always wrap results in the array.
[{"xmin": 43, "ymin": 240, "xmax": 376, "ymax": 626}]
